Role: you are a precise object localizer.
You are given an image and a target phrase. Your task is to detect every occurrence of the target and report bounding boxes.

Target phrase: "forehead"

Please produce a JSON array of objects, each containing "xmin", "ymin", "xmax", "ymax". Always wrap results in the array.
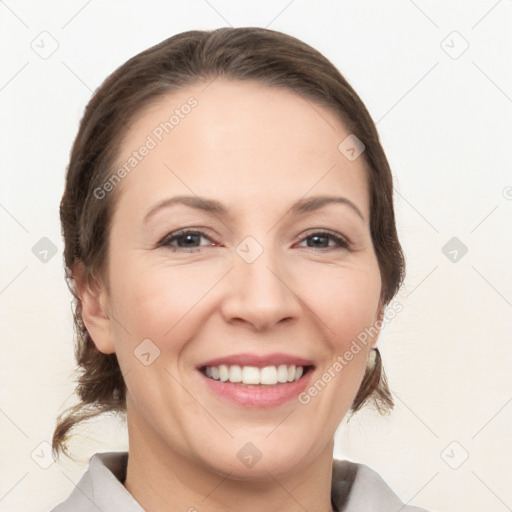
[{"xmin": 113, "ymin": 78, "xmax": 370, "ymax": 220}]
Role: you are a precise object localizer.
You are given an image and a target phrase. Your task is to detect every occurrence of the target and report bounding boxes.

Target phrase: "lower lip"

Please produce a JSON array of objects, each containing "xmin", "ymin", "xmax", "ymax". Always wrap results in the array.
[{"xmin": 199, "ymin": 369, "xmax": 314, "ymax": 408}]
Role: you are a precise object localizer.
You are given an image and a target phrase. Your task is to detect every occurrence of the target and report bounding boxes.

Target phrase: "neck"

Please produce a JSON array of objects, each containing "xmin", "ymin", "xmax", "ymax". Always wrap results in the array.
[{"xmin": 124, "ymin": 415, "xmax": 336, "ymax": 512}]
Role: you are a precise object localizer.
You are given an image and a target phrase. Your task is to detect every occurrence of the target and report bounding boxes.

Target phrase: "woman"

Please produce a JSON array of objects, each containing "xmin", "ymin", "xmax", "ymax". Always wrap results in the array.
[{"xmin": 51, "ymin": 27, "xmax": 429, "ymax": 512}]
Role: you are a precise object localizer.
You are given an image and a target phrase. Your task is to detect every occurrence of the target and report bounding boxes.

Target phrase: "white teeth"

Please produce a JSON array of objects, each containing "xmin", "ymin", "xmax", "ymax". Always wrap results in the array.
[
  {"xmin": 219, "ymin": 364, "xmax": 229, "ymax": 382},
  {"xmin": 242, "ymin": 366, "xmax": 260, "ymax": 384},
  {"xmin": 260, "ymin": 366, "xmax": 277, "ymax": 385},
  {"xmin": 229, "ymin": 365, "xmax": 242, "ymax": 383},
  {"xmin": 203, "ymin": 364, "xmax": 307, "ymax": 385},
  {"xmin": 277, "ymin": 364, "xmax": 289, "ymax": 383}
]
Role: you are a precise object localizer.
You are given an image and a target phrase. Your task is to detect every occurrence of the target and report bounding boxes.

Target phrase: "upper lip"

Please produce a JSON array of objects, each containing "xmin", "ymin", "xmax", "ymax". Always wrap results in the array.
[{"xmin": 197, "ymin": 352, "xmax": 314, "ymax": 369}]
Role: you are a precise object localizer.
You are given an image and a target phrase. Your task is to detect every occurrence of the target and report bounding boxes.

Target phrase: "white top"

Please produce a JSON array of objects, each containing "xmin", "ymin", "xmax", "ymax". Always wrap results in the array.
[{"xmin": 50, "ymin": 452, "xmax": 430, "ymax": 511}]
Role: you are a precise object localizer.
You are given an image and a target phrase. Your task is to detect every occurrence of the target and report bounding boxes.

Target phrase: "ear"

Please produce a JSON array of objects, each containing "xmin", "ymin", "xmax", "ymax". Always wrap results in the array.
[
  {"xmin": 370, "ymin": 299, "xmax": 385, "ymax": 349},
  {"xmin": 73, "ymin": 263, "xmax": 116, "ymax": 355}
]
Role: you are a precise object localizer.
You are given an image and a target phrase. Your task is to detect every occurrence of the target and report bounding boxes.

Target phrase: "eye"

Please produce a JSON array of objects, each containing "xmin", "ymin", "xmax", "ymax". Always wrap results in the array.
[
  {"xmin": 157, "ymin": 228, "xmax": 350, "ymax": 253},
  {"xmin": 157, "ymin": 229, "xmax": 217, "ymax": 252},
  {"xmin": 296, "ymin": 230, "xmax": 350, "ymax": 251}
]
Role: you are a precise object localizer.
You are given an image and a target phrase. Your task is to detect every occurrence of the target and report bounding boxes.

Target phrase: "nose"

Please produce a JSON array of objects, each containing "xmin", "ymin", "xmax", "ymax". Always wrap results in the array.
[{"xmin": 220, "ymin": 241, "xmax": 302, "ymax": 332}]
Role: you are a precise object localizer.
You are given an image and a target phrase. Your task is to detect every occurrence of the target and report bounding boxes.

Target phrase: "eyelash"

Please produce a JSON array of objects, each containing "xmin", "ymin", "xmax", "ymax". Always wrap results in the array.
[{"xmin": 157, "ymin": 228, "xmax": 350, "ymax": 253}]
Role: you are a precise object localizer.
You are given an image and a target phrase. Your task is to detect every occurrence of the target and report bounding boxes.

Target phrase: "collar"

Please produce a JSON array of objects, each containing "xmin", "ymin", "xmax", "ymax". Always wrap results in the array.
[{"xmin": 52, "ymin": 451, "xmax": 429, "ymax": 512}]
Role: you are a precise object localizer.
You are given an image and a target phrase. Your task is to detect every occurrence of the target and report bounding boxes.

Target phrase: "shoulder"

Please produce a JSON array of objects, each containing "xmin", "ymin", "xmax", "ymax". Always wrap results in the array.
[
  {"xmin": 49, "ymin": 465, "xmax": 95, "ymax": 512},
  {"xmin": 332, "ymin": 458, "xmax": 431, "ymax": 512},
  {"xmin": 49, "ymin": 452, "xmax": 143, "ymax": 512}
]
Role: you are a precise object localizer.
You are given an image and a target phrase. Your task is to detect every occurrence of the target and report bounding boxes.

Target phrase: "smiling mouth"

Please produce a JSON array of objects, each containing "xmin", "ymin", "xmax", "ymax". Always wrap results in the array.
[{"xmin": 200, "ymin": 364, "xmax": 314, "ymax": 386}]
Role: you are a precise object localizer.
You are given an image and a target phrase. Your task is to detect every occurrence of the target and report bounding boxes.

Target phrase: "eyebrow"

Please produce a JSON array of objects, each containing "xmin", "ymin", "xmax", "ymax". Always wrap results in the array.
[{"xmin": 143, "ymin": 194, "xmax": 365, "ymax": 224}]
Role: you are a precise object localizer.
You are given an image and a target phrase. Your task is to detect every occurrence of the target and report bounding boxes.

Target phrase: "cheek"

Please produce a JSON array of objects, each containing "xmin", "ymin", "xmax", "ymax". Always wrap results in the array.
[
  {"xmin": 306, "ymin": 264, "xmax": 381, "ymax": 405},
  {"xmin": 107, "ymin": 258, "xmax": 222, "ymax": 374},
  {"xmin": 109, "ymin": 252, "xmax": 381, "ymax": 350},
  {"xmin": 311, "ymin": 264, "xmax": 382, "ymax": 349},
  {"xmin": 109, "ymin": 259, "xmax": 204, "ymax": 332},
  {"xmin": 299, "ymin": 267, "xmax": 380, "ymax": 418}
]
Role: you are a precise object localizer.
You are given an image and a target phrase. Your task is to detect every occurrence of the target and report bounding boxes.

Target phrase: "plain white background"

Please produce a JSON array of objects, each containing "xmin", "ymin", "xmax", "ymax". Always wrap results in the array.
[{"xmin": 1, "ymin": 1, "xmax": 511, "ymax": 511}]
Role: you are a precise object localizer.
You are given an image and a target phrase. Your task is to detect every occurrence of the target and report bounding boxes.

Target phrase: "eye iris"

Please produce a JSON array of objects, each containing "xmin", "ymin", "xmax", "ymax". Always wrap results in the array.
[
  {"xmin": 178, "ymin": 233, "xmax": 200, "ymax": 247},
  {"xmin": 309, "ymin": 235, "xmax": 328, "ymax": 248}
]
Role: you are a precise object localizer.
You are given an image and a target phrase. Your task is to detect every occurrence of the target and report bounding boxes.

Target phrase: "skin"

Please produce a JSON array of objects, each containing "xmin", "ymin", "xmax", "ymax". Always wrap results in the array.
[{"xmin": 78, "ymin": 78, "xmax": 384, "ymax": 512}]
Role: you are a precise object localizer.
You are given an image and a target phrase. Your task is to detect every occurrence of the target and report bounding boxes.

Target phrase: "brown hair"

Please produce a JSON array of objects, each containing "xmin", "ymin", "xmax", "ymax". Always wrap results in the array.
[{"xmin": 53, "ymin": 27, "xmax": 405, "ymax": 457}]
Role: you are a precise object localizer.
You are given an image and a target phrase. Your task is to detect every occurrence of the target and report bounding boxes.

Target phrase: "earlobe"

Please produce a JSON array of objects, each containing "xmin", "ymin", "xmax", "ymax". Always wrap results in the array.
[{"xmin": 73, "ymin": 264, "xmax": 116, "ymax": 355}]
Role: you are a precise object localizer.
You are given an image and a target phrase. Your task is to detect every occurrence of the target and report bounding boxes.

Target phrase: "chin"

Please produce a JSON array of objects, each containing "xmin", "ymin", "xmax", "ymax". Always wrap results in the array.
[{"xmin": 193, "ymin": 431, "xmax": 323, "ymax": 481}]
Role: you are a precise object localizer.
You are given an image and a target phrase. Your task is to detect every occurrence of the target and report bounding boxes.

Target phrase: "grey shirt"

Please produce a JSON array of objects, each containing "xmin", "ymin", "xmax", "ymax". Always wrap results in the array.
[{"xmin": 50, "ymin": 452, "xmax": 430, "ymax": 512}]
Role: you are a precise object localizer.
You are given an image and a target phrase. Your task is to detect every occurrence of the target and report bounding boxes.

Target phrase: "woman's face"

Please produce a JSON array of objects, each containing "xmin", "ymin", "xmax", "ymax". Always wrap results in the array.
[{"xmin": 87, "ymin": 78, "xmax": 383, "ymax": 477}]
